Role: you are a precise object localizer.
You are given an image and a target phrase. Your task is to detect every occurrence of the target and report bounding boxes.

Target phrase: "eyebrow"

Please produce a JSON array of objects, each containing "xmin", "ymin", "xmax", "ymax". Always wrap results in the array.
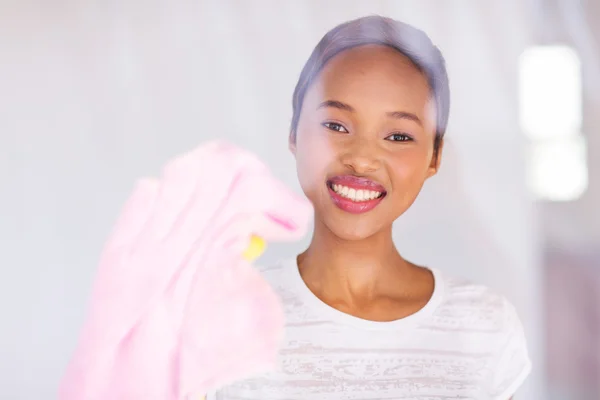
[
  {"xmin": 317, "ymin": 100, "xmax": 422, "ymax": 126},
  {"xmin": 317, "ymin": 100, "xmax": 355, "ymax": 112},
  {"xmin": 386, "ymin": 111, "xmax": 423, "ymax": 126}
]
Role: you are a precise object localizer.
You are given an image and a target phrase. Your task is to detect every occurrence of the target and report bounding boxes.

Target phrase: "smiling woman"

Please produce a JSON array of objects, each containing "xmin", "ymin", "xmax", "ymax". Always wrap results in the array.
[
  {"xmin": 293, "ymin": 43, "xmax": 440, "ymax": 241},
  {"xmin": 208, "ymin": 15, "xmax": 531, "ymax": 400}
]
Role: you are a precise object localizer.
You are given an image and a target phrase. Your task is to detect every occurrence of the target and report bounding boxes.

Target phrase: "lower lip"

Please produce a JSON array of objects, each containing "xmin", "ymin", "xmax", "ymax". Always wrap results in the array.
[{"xmin": 328, "ymin": 186, "xmax": 385, "ymax": 214}]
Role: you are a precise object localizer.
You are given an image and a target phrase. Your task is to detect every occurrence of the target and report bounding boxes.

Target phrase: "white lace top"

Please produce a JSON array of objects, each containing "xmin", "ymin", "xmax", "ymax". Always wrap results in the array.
[{"xmin": 208, "ymin": 259, "xmax": 531, "ymax": 400}]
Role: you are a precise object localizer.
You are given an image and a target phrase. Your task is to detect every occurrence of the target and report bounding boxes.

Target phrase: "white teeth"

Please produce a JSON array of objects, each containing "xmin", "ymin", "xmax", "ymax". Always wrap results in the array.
[{"xmin": 330, "ymin": 183, "xmax": 382, "ymax": 202}]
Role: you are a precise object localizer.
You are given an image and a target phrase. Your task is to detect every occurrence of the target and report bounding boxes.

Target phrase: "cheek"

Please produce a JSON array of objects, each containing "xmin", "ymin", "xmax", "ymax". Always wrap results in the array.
[
  {"xmin": 294, "ymin": 130, "xmax": 335, "ymax": 196},
  {"xmin": 387, "ymin": 148, "xmax": 433, "ymax": 188}
]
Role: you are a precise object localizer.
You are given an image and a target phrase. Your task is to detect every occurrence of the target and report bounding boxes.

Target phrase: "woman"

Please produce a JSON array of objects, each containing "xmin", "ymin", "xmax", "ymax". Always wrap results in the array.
[{"xmin": 210, "ymin": 15, "xmax": 531, "ymax": 399}]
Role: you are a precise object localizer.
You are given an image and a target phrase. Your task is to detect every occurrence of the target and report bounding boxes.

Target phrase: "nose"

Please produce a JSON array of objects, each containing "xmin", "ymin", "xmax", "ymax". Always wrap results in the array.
[{"xmin": 339, "ymin": 137, "xmax": 382, "ymax": 174}]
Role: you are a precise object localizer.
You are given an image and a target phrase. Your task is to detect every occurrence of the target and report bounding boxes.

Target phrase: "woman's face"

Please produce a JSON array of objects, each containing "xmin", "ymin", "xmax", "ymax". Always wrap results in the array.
[{"xmin": 291, "ymin": 44, "xmax": 442, "ymax": 241}]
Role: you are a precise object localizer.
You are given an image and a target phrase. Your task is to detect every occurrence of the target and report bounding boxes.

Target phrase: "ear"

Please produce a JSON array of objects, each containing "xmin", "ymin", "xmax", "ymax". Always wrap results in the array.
[
  {"xmin": 288, "ymin": 131, "xmax": 297, "ymax": 156},
  {"xmin": 426, "ymin": 138, "xmax": 444, "ymax": 178}
]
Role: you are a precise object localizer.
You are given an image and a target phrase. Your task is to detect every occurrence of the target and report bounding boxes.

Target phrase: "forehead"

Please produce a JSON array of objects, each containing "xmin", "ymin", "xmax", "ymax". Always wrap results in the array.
[{"xmin": 307, "ymin": 45, "xmax": 432, "ymax": 112}]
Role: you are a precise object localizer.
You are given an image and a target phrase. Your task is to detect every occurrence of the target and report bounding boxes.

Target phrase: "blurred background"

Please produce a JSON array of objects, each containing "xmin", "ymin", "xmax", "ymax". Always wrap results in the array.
[{"xmin": 0, "ymin": 0, "xmax": 598, "ymax": 399}]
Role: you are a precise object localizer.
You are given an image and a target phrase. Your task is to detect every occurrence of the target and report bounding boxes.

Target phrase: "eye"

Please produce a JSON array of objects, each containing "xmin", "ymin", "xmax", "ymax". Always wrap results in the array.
[
  {"xmin": 322, "ymin": 122, "xmax": 349, "ymax": 133},
  {"xmin": 385, "ymin": 133, "xmax": 413, "ymax": 142}
]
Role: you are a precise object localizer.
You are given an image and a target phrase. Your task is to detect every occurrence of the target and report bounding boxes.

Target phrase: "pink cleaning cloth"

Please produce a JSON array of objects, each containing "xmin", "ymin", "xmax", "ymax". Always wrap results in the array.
[{"xmin": 59, "ymin": 141, "xmax": 312, "ymax": 400}]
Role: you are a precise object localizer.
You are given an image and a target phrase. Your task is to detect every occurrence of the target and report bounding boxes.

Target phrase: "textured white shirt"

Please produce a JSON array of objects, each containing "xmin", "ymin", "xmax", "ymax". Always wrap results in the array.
[{"xmin": 209, "ymin": 259, "xmax": 531, "ymax": 400}]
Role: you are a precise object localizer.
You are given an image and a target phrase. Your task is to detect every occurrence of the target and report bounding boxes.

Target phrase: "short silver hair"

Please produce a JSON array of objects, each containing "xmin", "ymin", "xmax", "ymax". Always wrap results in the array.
[{"xmin": 290, "ymin": 15, "xmax": 450, "ymax": 159}]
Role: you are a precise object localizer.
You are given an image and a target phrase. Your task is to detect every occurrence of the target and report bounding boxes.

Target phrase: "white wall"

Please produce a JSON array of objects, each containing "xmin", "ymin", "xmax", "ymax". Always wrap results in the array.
[{"xmin": 0, "ymin": 1, "xmax": 543, "ymax": 398}]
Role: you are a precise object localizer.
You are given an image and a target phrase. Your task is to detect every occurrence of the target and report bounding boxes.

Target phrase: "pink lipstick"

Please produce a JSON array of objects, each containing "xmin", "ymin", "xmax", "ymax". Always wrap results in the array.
[{"xmin": 326, "ymin": 175, "xmax": 387, "ymax": 214}]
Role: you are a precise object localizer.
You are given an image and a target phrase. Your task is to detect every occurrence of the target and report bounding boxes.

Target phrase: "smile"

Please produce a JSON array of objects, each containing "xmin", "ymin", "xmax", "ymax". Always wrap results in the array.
[
  {"xmin": 330, "ymin": 184, "xmax": 384, "ymax": 202},
  {"xmin": 326, "ymin": 176, "xmax": 387, "ymax": 214}
]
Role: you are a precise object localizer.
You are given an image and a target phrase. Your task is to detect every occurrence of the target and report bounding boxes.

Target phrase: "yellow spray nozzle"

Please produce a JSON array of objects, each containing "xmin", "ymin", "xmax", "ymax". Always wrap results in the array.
[{"xmin": 242, "ymin": 235, "xmax": 266, "ymax": 262}]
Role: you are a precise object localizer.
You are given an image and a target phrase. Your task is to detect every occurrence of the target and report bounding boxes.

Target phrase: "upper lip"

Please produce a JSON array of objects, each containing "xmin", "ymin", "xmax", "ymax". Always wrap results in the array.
[{"xmin": 327, "ymin": 175, "xmax": 387, "ymax": 193}]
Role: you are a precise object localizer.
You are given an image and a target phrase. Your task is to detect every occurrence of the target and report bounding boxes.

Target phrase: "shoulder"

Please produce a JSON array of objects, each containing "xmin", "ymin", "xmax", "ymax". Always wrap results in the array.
[
  {"xmin": 431, "ymin": 270, "xmax": 532, "ymax": 398},
  {"xmin": 427, "ymin": 270, "xmax": 525, "ymax": 340},
  {"xmin": 428, "ymin": 271, "xmax": 532, "ymax": 397}
]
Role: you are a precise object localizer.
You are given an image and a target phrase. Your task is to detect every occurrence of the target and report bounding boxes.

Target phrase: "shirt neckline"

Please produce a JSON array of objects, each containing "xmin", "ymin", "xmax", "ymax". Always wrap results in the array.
[{"xmin": 285, "ymin": 258, "xmax": 445, "ymax": 331}]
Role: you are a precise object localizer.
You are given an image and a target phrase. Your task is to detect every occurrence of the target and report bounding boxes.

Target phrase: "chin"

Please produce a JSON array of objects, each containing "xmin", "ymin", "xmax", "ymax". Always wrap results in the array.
[{"xmin": 321, "ymin": 213, "xmax": 385, "ymax": 241}]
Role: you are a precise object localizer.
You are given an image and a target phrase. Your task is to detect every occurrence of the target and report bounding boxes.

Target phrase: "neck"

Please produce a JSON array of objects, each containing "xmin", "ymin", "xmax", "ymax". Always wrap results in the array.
[{"xmin": 298, "ymin": 216, "xmax": 410, "ymax": 301}]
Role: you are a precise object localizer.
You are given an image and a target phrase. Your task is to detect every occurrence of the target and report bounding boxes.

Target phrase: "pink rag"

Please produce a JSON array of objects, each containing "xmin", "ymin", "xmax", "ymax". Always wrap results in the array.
[{"xmin": 59, "ymin": 141, "xmax": 312, "ymax": 400}]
